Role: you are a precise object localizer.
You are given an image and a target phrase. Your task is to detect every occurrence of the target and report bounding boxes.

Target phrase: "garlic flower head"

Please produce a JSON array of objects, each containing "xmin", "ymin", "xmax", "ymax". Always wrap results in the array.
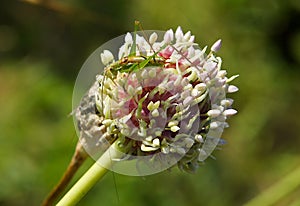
[{"xmin": 74, "ymin": 27, "xmax": 238, "ymax": 175}]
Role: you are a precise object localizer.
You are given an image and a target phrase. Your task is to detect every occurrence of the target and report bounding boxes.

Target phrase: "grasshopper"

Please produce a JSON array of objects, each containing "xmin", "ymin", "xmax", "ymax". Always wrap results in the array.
[
  {"xmin": 102, "ymin": 21, "xmax": 166, "ymax": 78},
  {"xmin": 104, "ymin": 52, "xmax": 166, "ymax": 78}
]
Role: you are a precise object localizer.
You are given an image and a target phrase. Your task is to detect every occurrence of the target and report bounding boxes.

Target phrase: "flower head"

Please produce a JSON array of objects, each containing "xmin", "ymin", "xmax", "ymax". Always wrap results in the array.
[{"xmin": 75, "ymin": 27, "xmax": 238, "ymax": 175}]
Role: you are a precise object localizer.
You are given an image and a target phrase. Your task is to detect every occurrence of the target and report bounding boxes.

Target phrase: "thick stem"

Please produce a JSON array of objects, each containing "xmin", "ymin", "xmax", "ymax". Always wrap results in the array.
[
  {"xmin": 56, "ymin": 141, "xmax": 123, "ymax": 206},
  {"xmin": 244, "ymin": 164, "xmax": 300, "ymax": 206},
  {"xmin": 42, "ymin": 141, "xmax": 88, "ymax": 206}
]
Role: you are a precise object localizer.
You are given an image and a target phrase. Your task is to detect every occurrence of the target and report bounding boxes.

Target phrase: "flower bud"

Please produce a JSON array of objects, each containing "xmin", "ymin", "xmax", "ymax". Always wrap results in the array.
[{"xmin": 211, "ymin": 39, "xmax": 222, "ymax": 52}]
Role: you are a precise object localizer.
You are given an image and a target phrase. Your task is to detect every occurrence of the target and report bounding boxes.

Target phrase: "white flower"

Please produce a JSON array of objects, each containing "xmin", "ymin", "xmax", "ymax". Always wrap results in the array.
[
  {"xmin": 76, "ymin": 26, "xmax": 239, "ymax": 174},
  {"xmin": 100, "ymin": 50, "xmax": 114, "ymax": 65},
  {"xmin": 211, "ymin": 39, "xmax": 222, "ymax": 52},
  {"xmin": 149, "ymin": 32, "xmax": 158, "ymax": 45},
  {"xmin": 163, "ymin": 29, "xmax": 174, "ymax": 44}
]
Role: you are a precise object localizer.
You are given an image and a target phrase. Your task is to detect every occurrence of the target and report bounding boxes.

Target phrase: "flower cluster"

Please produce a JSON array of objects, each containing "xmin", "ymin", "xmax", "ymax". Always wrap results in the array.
[{"xmin": 75, "ymin": 27, "xmax": 238, "ymax": 173}]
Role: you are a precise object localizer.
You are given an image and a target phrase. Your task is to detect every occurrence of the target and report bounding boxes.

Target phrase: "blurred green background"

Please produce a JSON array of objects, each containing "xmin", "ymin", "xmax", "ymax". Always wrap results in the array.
[{"xmin": 1, "ymin": 0, "xmax": 300, "ymax": 205}]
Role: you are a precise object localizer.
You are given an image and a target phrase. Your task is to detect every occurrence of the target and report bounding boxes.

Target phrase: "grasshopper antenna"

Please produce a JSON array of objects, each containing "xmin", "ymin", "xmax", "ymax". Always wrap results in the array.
[
  {"xmin": 129, "ymin": 20, "xmax": 140, "ymax": 57},
  {"xmin": 136, "ymin": 21, "xmax": 158, "ymax": 58}
]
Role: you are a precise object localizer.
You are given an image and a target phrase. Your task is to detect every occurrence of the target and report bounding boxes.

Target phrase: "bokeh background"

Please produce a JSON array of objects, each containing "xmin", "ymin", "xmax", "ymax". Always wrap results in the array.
[{"xmin": 1, "ymin": 0, "xmax": 300, "ymax": 205}]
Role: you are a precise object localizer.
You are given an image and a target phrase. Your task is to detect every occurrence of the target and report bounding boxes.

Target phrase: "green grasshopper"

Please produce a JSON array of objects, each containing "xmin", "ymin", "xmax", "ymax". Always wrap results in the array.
[
  {"xmin": 103, "ymin": 21, "xmax": 166, "ymax": 78},
  {"xmin": 103, "ymin": 51, "xmax": 166, "ymax": 78}
]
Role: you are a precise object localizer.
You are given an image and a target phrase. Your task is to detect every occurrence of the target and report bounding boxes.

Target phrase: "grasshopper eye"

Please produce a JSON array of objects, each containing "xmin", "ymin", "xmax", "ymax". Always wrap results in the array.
[{"xmin": 120, "ymin": 57, "xmax": 129, "ymax": 64}]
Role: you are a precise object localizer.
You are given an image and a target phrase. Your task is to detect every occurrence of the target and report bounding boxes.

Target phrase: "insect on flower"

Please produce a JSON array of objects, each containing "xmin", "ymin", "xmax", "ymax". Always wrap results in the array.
[
  {"xmin": 101, "ymin": 21, "xmax": 167, "ymax": 77},
  {"xmin": 103, "ymin": 52, "xmax": 166, "ymax": 78},
  {"xmin": 74, "ymin": 21, "xmax": 239, "ymax": 176}
]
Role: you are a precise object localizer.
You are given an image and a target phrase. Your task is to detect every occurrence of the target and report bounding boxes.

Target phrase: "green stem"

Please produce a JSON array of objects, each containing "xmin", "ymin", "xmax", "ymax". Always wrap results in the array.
[
  {"xmin": 56, "ymin": 141, "xmax": 124, "ymax": 206},
  {"xmin": 244, "ymin": 164, "xmax": 300, "ymax": 206}
]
